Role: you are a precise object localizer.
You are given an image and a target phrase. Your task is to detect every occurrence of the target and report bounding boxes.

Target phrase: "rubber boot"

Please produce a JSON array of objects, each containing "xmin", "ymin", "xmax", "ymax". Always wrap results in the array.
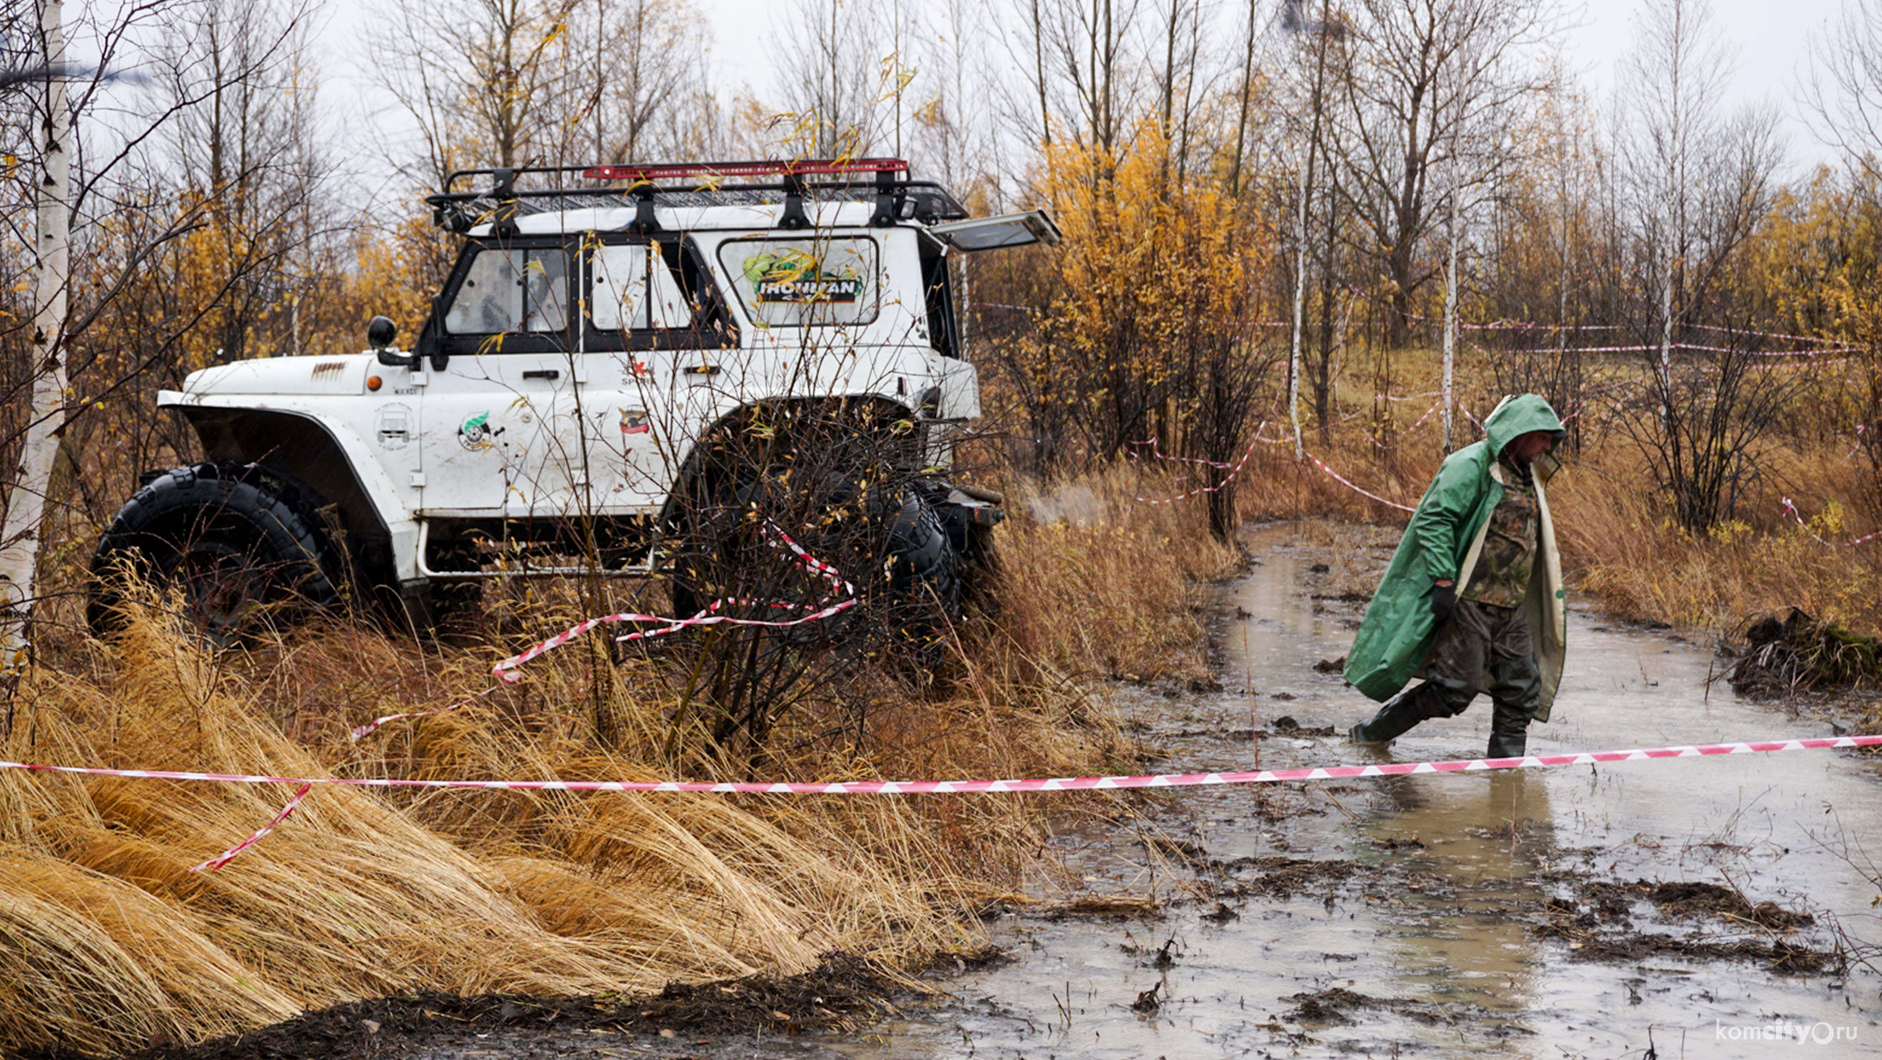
[
  {"xmin": 1349, "ymin": 684, "xmax": 1438, "ymax": 745},
  {"xmin": 1486, "ymin": 694, "xmax": 1538, "ymax": 758},
  {"xmin": 1485, "ymin": 730, "xmax": 1528, "ymax": 758}
]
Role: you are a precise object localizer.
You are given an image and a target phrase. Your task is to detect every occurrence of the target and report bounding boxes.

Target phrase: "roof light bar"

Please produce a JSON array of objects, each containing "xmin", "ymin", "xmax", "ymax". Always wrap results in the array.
[{"xmin": 582, "ymin": 158, "xmax": 909, "ymax": 182}]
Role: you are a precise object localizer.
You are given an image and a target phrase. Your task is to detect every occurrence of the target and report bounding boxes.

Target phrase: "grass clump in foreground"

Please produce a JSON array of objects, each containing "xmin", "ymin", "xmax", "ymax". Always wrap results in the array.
[{"xmin": 0, "ymin": 468, "xmax": 1236, "ymax": 1058}]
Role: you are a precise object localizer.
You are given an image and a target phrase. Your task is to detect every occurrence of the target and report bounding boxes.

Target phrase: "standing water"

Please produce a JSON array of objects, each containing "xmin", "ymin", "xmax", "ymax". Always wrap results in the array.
[{"xmin": 815, "ymin": 523, "xmax": 1882, "ymax": 1058}]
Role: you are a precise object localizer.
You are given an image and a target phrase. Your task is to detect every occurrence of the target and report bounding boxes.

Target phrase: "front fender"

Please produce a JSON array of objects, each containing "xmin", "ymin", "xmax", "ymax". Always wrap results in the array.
[{"xmin": 161, "ymin": 394, "xmax": 422, "ymax": 583}]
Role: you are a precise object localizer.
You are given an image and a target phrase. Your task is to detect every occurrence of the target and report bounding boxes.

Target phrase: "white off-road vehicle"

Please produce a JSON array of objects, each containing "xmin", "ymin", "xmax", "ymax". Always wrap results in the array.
[{"xmin": 89, "ymin": 159, "xmax": 1059, "ymax": 636}]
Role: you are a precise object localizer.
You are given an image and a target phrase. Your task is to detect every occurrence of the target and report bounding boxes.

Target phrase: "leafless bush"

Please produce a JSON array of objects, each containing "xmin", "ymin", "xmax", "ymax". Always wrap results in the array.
[
  {"xmin": 1616, "ymin": 323, "xmax": 1801, "ymax": 532},
  {"xmin": 1485, "ymin": 328, "xmax": 1587, "ymax": 453},
  {"xmin": 655, "ymin": 400, "xmax": 959, "ymax": 769}
]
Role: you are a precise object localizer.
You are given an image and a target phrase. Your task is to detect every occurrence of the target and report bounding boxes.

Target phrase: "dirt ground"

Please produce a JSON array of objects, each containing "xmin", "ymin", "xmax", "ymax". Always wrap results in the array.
[{"xmin": 51, "ymin": 954, "xmax": 996, "ymax": 1060}]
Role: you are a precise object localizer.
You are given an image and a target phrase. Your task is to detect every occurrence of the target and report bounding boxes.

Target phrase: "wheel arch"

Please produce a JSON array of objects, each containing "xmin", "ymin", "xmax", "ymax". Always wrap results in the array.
[{"xmin": 172, "ymin": 406, "xmax": 418, "ymax": 583}]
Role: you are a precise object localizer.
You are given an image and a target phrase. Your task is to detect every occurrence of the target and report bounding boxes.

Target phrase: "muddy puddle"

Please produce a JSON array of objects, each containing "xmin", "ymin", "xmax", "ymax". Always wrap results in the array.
[{"xmin": 406, "ymin": 523, "xmax": 1882, "ymax": 1059}]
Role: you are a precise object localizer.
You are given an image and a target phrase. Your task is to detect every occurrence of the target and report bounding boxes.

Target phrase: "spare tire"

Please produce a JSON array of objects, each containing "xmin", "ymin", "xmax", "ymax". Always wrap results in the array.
[{"xmin": 89, "ymin": 462, "xmax": 342, "ymax": 644}]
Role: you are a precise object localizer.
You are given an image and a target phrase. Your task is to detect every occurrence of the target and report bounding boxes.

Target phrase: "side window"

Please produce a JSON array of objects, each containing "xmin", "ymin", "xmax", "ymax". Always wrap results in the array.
[
  {"xmin": 444, "ymin": 248, "xmax": 520, "ymax": 334},
  {"xmin": 443, "ymin": 247, "xmax": 568, "ymax": 335},
  {"xmin": 522, "ymin": 248, "xmax": 568, "ymax": 332},
  {"xmin": 921, "ymin": 243, "xmax": 959, "ymax": 358},
  {"xmin": 591, "ymin": 243, "xmax": 689, "ymax": 331},
  {"xmin": 717, "ymin": 236, "xmax": 879, "ymax": 327}
]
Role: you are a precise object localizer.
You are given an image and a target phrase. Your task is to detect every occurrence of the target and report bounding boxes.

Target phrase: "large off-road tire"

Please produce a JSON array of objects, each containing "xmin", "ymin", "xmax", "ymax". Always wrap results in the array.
[
  {"xmin": 89, "ymin": 462, "xmax": 343, "ymax": 644},
  {"xmin": 880, "ymin": 488, "xmax": 960, "ymax": 624},
  {"xmin": 668, "ymin": 471, "xmax": 960, "ymax": 647},
  {"xmin": 924, "ymin": 482, "xmax": 1002, "ymax": 615}
]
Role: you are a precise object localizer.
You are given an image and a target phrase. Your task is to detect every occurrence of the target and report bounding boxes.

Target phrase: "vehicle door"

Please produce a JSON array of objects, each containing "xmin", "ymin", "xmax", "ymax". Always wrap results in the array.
[
  {"xmin": 412, "ymin": 237, "xmax": 577, "ymax": 517},
  {"xmin": 573, "ymin": 234, "xmax": 736, "ymax": 512},
  {"xmin": 917, "ymin": 210, "xmax": 1063, "ymax": 420}
]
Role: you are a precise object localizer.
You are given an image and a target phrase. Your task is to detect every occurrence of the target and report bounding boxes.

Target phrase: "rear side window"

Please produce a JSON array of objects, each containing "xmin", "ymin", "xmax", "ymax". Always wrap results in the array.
[
  {"xmin": 591, "ymin": 243, "xmax": 691, "ymax": 331},
  {"xmin": 445, "ymin": 247, "xmax": 567, "ymax": 334},
  {"xmin": 717, "ymin": 236, "xmax": 878, "ymax": 327}
]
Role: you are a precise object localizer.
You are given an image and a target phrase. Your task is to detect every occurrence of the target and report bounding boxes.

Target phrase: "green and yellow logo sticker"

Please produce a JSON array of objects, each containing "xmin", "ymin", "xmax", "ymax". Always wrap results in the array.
[{"xmin": 743, "ymin": 249, "xmax": 863, "ymax": 304}]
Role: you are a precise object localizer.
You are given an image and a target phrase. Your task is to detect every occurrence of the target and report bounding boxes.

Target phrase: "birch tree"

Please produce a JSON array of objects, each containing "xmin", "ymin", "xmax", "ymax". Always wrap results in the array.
[
  {"xmin": 1618, "ymin": 0, "xmax": 1782, "ymax": 365},
  {"xmin": 0, "ymin": 0, "xmax": 69, "ymax": 673}
]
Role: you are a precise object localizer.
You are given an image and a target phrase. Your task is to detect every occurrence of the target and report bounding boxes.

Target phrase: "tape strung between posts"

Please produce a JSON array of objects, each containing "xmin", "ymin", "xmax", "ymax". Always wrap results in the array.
[{"xmin": 8, "ymin": 735, "xmax": 1880, "ymax": 796}]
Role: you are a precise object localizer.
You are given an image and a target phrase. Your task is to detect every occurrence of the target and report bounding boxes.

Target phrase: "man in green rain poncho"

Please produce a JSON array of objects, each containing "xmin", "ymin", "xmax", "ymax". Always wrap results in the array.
[{"xmin": 1343, "ymin": 394, "xmax": 1570, "ymax": 758}]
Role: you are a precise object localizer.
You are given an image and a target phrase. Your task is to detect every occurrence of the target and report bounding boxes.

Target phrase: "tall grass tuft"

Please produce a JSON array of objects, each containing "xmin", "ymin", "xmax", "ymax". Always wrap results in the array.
[{"xmin": 1, "ymin": 470, "xmax": 1238, "ymax": 1057}]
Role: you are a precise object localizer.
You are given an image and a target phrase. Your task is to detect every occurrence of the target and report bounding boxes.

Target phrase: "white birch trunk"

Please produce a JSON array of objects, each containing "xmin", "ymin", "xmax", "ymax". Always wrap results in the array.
[
  {"xmin": 1442, "ymin": 205, "xmax": 1459, "ymax": 454},
  {"xmin": 1288, "ymin": 174, "xmax": 1307, "ymax": 460},
  {"xmin": 1658, "ymin": 258, "xmax": 1674, "ymax": 387},
  {"xmin": 0, "ymin": 0, "xmax": 71, "ymax": 672}
]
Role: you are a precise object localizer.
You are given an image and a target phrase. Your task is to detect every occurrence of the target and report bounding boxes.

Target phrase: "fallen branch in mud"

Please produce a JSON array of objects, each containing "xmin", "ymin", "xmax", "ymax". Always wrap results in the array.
[{"xmin": 1728, "ymin": 608, "xmax": 1882, "ymax": 698}]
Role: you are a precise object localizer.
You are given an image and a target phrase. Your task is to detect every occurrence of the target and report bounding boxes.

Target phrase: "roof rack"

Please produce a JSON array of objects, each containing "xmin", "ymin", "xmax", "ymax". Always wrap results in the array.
[{"xmin": 426, "ymin": 158, "xmax": 968, "ymax": 235}]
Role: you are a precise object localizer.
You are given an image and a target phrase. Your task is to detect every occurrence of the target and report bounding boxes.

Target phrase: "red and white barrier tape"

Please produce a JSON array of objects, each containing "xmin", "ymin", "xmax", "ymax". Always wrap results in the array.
[
  {"xmin": 1129, "ymin": 423, "xmax": 1269, "ymax": 507},
  {"xmin": 350, "ymin": 687, "xmax": 501, "ymax": 741},
  {"xmin": 1780, "ymin": 497, "xmax": 1882, "ymax": 548},
  {"xmin": 1300, "ymin": 450, "xmax": 1417, "ymax": 512},
  {"xmin": 9, "ymin": 735, "xmax": 1880, "ymax": 797},
  {"xmin": 1405, "ymin": 398, "xmax": 1445, "ymax": 433},
  {"xmin": 1130, "ymin": 420, "xmax": 1423, "ymax": 514},
  {"xmin": 1367, "ymin": 398, "xmax": 1445, "ymax": 448},
  {"xmin": 1496, "ymin": 341, "xmax": 1856, "ymax": 358},
  {"xmin": 496, "ymin": 524, "xmax": 854, "ymax": 683},
  {"xmin": 188, "ymin": 783, "xmax": 312, "ymax": 873},
  {"xmin": 1128, "ymin": 437, "xmax": 1241, "ymax": 471}
]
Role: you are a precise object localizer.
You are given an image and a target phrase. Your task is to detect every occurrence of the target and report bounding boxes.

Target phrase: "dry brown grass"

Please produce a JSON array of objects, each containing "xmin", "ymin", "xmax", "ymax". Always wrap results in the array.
[
  {"xmin": 0, "ymin": 469, "xmax": 1241, "ymax": 1057},
  {"xmin": 16, "ymin": 351, "xmax": 1874, "ymax": 1054},
  {"xmin": 997, "ymin": 465, "xmax": 1239, "ymax": 683},
  {"xmin": 1550, "ymin": 446, "xmax": 1882, "ymax": 635}
]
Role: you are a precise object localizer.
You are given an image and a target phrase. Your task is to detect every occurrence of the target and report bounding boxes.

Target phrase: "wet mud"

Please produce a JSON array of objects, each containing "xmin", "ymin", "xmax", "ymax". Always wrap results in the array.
[
  {"xmin": 77, "ymin": 955, "xmax": 967, "ymax": 1060},
  {"xmin": 816, "ymin": 520, "xmax": 1882, "ymax": 1059},
  {"xmin": 110, "ymin": 521, "xmax": 1882, "ymax": 1059}
]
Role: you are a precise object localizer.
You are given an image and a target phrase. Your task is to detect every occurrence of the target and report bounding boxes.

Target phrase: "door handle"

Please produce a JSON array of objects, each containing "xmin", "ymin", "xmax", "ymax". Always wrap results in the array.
[
  {"xmin": 522, "ymin": 369, "xmax": 561, "ymax": 381},
  {"xmin": 681, "ymin": 364, "xmax": 721, "ymax": 378}
]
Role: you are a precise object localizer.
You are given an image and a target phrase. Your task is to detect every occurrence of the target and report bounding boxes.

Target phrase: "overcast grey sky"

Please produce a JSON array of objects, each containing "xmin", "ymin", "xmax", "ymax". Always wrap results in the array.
[
  {"xmin": 694, "ymin": 0, "xmax": 1843, "ymax": 125},
  {"xmin": 320, "ymin": 0, "xmax": 1851, "ymax": 191}
]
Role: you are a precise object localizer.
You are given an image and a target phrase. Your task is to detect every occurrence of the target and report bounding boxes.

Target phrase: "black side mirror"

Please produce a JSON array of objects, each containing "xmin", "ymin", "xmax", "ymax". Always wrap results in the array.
[
  {"xmin": 368, "ymin": 315, "xmax": 418, "ymax": 368},
  {"xmin": 368, "ymin": 315, "xmax": 397, "ymax": 348}
]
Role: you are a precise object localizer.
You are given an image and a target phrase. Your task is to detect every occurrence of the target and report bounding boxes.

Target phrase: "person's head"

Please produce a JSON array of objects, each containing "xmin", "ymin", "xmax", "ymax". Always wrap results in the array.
[{"xmin": 1503, "ymin": 429, "xmax": 1557, "ymax": 464}]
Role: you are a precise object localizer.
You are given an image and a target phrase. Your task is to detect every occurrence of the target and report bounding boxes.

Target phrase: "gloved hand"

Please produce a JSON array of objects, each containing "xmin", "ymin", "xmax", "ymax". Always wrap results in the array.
[{"xmin": 1429, "ymin": 581, "xmax": 1457, "ymax": 621}]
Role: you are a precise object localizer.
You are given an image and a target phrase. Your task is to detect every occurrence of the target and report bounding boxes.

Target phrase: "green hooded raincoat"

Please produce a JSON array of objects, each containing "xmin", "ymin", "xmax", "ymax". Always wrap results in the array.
[{"xmin": 1342, "ymin": 395, "xmax": 1569, "ymax": 721}]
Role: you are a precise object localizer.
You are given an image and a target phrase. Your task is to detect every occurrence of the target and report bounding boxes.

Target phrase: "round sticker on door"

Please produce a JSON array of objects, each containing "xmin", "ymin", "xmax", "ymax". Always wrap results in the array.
[{"xmin": 458, "ymin": 410, "xmax": 503, "ymax": 452}]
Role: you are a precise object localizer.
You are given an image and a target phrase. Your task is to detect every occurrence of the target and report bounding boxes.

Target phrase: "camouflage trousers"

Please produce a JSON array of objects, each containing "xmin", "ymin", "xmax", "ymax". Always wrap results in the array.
[{"xmin": 1354, "ymin": 599, "xmax": 1541, "ymax": 755}]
